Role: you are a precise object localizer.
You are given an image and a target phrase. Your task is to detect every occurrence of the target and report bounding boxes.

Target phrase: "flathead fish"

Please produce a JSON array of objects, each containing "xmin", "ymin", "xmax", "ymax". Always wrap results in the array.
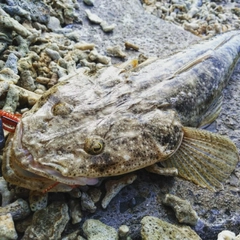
[{"xmin": 3, "ymin": 31, "xmax": 240, "ymax": 192}]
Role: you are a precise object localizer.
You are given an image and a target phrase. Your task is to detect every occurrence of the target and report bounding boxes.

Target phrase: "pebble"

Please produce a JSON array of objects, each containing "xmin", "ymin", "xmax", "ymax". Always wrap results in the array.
[
  {"xmin": 101, "ymin": 174, "xmax": 137, "ymax": 209},
  {"xmin": 143, "ymin": 0, "xmax": 240, "ymax": 37},
  {"xmin": 89, "ymin": 49, "xmax": 111, "ymax": 64},
  {"xmin": 0, "ymin": 213, "xmax": 18, "ymax": 240},
  {"xmin": 0, "ymin": 14, "xmax": 31, "ymax": 37},
  {"xmin": 45, "ymin": 48, "xmax": 61, "ymax": 60},
  {"xmin": 15, "ymin": 35, "xmax": 30, "ymax": 57},
  {"xmin": 217, "ymin": 230, "xmax": 235, "ymax": 240},
  {"xmin": 0, "ymin": 199, "xmax": 31, "ymax": 221},
  {"xmin": 0, "ymin": 176, "xmax": 13, "ymax": 206},
  {"xmin": 81, "ymin": 192, "xmax": 97, "ymax": 213},
  {"xmin": 82, "ymin": 219, "xmax": 118, "ymax": 240},
  {"xmin": 125, "ymin": 41, "xmax": 139, "ymax": 51},
  {"xmin": 22, "ymin": 202, "xmax": 69, "ymax": 240},
  {"xmin": 18, "ymin": 51, "xmax": 39, "ymax": 73},
  {"xmin": 15, "ymin": 215, "xmax": 33, "ymax": 233},
  {"xmin": 163, "ymin": 194, "xmax": 198, "ymax": 225},
  {"xmin": 68, "ymin": 187, "xmax": 82, "ymax": 198},
  {"xmin": 3, "ymin": 84, "xmax": 19, "ymax": 113},
  {"xmin": 69, "ymin": 199, "xmax": 83, "ymax": 224},
  {"xmin": 4, "ymin": 53, "xmax": 18, "ymax": 74},
  {"xmin": 80, "ymin": 59, "xmax": 96, "ymax": 72},
  {"xmin": 106, "ymin": 45, "xmax": 127, "ymax": 58},
  {"xmin": 47, "ymin": 16, "xmax": 61, "ymax": 31},
  {"xmin": 118, "ymin": 225, "xmax": 130, "ymax": 239},
  {"xmin": 88, "ymin": 187, "xmax": 102, "ymax": 203},
  {"xmin": 0, "ymin": 68, "xmax": 20, "ymax": 84},
  {"xmin": 74, "ymin": 42, "xmax": 95, "ymax": 51},
  {"xmin": 83, "ymin": 0, "xmax": 95, "ymax": 6},
  {"xmin": 141, "ymin": 216, "xmax": 201, "ymax": 240},
  {"xmin": 44, "ymin": 1, "xmax": 79, "ymax": 25},
  {"xmin": 19, "ymin": 70, "xmax": 37, "ymax": 91},
  {"xmin": 36, "ymin": 76, "xmax": 51, "ymax": 85},
  {"xmin": 14, "ymin": 84, "xmax": 41, "ymax": 106},
  {"xmin": 0, "ymin": 32, "xmax": 11, "ymax": 55},
  {"xmin": 85, "ymin": 9, "xmax": 103, "ymax": 24},
  {"xmin": 29, "ymin": 191, "xmax": 48, "ymax": 212},
  {"xmin": 100, "ymin": 21, "xmax": 116, "ymax": 32}
]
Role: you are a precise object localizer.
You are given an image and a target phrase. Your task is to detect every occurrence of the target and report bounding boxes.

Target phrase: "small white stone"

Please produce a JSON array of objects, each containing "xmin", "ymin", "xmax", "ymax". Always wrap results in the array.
[
  {"xmin": 85, "ymin": 10, "xmax": 102, "ymax": 24},
  {"xmin": 118, "ymin": 225, "xmax": 130, "ymax": 238},
  {"xmin": 217, "ymin": 230, "xmax": 235, "ymax": 240},
  {"xmin": 100, "ymin": 21, "xmax": 116, "ymax": 32},
  {"xmin": 47, "ymin": 16, "xmax": 61, "ymax": 31}
]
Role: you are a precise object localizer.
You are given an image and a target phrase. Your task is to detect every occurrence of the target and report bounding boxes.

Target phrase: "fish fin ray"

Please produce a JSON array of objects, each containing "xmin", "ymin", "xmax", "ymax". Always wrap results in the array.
[
  {"xmin": 161, "ymin": 127, "xmax": 239, "ymax": 191},
  {"xmin": 198, "ymin": 95, "xmax": 222, "ymax": 128}
]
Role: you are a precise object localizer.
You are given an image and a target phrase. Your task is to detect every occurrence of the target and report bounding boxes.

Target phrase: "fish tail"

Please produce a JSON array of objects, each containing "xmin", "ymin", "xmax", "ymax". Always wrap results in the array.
[{"xmin": 161, "ymin": 127, "xmax": 239, "ymax": 191}]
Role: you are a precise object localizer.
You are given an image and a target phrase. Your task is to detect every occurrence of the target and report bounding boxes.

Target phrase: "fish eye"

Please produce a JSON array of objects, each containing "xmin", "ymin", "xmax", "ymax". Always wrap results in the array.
[{"xmin": 84, "ymin": 136, "xmax": 105, "ymax": 155}]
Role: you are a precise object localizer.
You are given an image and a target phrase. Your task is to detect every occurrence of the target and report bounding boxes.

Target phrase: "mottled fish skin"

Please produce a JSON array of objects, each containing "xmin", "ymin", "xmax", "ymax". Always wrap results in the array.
[{"xmin": 3, "ymin": 31, "xmax": 240, "ymax": 191}]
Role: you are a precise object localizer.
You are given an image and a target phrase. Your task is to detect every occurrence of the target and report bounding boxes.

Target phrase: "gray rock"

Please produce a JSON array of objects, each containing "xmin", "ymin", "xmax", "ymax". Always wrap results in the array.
[
  {"xmin": 2, "ymin": 5, "xmax": 31, "ymax": 20},
  {"xmin": 0, "ymin": 13, "xmax": 31, "ymax": 37},
  {"xmin": 4, "ymin": 53, "xmax": 18, "ymax": 74},
  {"xmin": 163, "ymin": 194, "xmax": 198, "ymax": 225},
  {"xmin": 0, "ymin": 176, "xmax": 13, "ymax": 206},
  {"xmin": 45, "ymin": 48, "xmax": 61, "ymax": 61},
  {"xmin": 0, "ymin": 199, "xmax": 31, "ymax": 221},
  {"xmin": 47, "ymin": 16, "xmax": 61, "ymax": 31},
  {"xmin": 83, "ymin": 219, "xmax": 118, "ymax": 240},
  {"xmin": 81, "ymin": 192, "xmax": 96, "ymax": 213},
  {"xmin": 3, "ymin": 84, "xmax": 19, "ymax": 113},
  {"xmin": 141, "ymin": 216, "xmax": 201, "ymax": 240},
  {"xmin": 29, "ymin": 191, "xmax": 48, "ymax": 212},
  {"xmin": 83, "ymin": 0, "xmax": 95, "ymax": 6},
  {"xmin": 19, "ymin": 70, "xmax": 36, "ymax": 91},
  {"xmin": 22, "ymin": 202, "xmax": 69, "ymax": 240},
  {"xmin": 69, "ymin": 199, "xmax": 83, "ymax": 224}
]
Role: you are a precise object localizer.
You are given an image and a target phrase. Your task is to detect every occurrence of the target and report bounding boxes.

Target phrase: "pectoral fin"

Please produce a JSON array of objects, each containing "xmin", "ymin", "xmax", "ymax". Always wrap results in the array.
[{"xmin": 161, "ymin": 127, "xmax": 239, "ymax": 191}]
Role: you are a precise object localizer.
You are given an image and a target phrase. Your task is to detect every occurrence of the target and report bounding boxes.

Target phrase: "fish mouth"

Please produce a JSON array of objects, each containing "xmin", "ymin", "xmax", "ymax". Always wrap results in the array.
[{"xmin": 11, "ymin": 122, "xmax": 98, "ymax": 187}]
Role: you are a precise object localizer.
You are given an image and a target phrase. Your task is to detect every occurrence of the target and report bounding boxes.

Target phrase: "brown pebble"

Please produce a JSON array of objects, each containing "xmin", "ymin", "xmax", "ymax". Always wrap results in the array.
[
  {"xmin": 36, "ymin": 76, "xmax": 51, "ymax": 85},
  {"xmin": 125, "ymin": 41, "xmax": 139, "ymax": 51}
]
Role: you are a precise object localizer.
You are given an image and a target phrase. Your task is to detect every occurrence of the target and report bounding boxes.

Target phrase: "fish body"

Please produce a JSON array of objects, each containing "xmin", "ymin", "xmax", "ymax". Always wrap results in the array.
[{"xmin": 3, "ymin": 31, "xmax": 240, "ymax": 191}]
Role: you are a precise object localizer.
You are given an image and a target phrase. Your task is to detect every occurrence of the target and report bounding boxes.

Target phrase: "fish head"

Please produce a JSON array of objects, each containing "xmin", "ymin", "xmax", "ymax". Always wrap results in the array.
[
  {"xmin": 5, "ymin": 95, "xmax": 183, "ymax": 191},
  {"xmin": 4, "ymin": 79, "xmax": 183, "ymax": 190}
]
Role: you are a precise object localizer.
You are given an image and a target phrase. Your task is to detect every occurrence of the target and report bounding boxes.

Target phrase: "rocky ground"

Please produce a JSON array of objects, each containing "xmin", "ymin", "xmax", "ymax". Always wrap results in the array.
[{"xmin": 0, "ymin": 0, "xmax": 240, "ymax": 239}]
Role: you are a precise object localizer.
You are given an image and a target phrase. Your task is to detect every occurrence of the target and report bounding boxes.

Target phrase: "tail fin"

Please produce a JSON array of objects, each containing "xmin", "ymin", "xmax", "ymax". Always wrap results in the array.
[{"xmin": 161, "ymin": 127, "xmax": 239, "ymax": 191}]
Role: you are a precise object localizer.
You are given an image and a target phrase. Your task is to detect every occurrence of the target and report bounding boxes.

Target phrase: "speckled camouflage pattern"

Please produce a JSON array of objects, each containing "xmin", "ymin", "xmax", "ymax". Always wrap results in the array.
[{"xmin": 3, "ymin": 31, "xmax": 240, "ymax": 191}]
